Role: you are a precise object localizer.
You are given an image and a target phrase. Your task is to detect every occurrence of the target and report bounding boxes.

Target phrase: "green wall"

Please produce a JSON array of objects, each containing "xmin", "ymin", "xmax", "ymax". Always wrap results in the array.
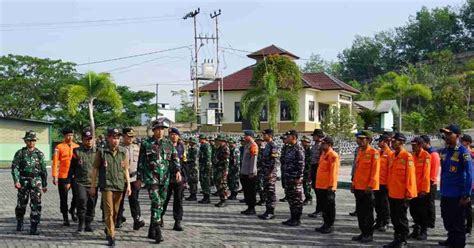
[{"xmin": 0, "ymin": 143, "xmax": 51, "ymax": 162}]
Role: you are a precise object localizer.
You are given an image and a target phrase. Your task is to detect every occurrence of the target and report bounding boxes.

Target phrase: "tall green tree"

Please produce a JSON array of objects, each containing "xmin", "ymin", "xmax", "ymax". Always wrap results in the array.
[
  {"xmin": 172, "ymin": 89, "xmax": 196, "ymax": 123},
  {"xmin": 242, "ymin": 55, "xmax": 302, "ymax": 131},
  {"xmin": 63, "ymin": 72, "xmax": 123, "ymax": 137},
  {"xmin": 321, "ymin": 106, "xmax": 357, "ymax": 139},
  {"xmin": 374, "ymin": 71, "xmax": 432, "ymax": 131}
]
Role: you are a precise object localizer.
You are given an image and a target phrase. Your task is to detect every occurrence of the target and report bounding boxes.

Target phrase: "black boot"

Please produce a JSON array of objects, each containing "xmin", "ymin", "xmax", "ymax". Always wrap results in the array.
[
  {"xmin": 383, "ymin": 236, "xmax": 407, "ymax": 248},
  {"xmin": 408, "ymin": 225, "xmax": 420, "ymax": 239},
  {"xmin": 147, "ymin": 223, "xmax": 156, "ymax": 240},
  {"xmin": 155, "ymin": 223, "xmax": 164, "ymax": 243},
  {"xmin": 133, "ymin": 218, "xmax": 145, "ymax": 231},
  {"xmin": 62, "ymin": 213, "xmax": 70, "ymax": 226},
  {"xmin": 107, "ymin": 236, "xmax": 115, "ymax": 247},
  {"xmin": 228, "ymin": 192, "xmax": 237, "ymax": 200},
  {"xmin": 84, "ymin": 219, "xmax": 93, "ymax": 232},
  {"xmin": 173, "ymin": 220, "xmax": 183, "ymax": 231},
  {"xmin": 69, "ymin": 209, "xmax": 78, "ymax": 222},
  {"xmin": 258, "ymin": 208, "xmax": 275, "ymax": 220},
  {"xmin": 16, "ymin": 220, "xmax": 24, "ymax": 231},
  {"xmin": 279, "ymin": 196, "xmax": 287, "ymax": 202},
  {"xmin": 241, "ymin": 208, "xmax": 256, "ymax": 215},
  {"xmin": 288, "ymin": 210, "xmax": 301, "ymax": 226},
  {"xmin": 185, "ymin": 193, "xmax": 197, "ymax": 201},
  {"xmin": 308, "ymin": 210, "xmax": 321, "ymax": 218},
  {"xmin": 29, "ymin": 222, "xmax": 39, "ymax": 235},
  {"xmin": 215, "ymin": 199, "xmax": 227, "ymax": 207},
  {"xmin": 198, "ymin": 194, "xmax": 210, "ymax": 204},
  {"xmin": 77, "ymin": 217, "xmax": 84, "ymax": 232},
  {"xmin": 417, "ymin": 226, "xmax": 427, "ymax": 240}
]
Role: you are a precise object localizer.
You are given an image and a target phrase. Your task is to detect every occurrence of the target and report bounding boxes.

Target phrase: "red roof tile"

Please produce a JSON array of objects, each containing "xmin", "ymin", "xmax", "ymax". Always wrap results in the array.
[
  {"xmin": 199, "ymin": 65, "xmax": 254, "ymax": 92},
  {"xmin": 247, "ymin": 44, "xmax": 300, "ymax": 60}
]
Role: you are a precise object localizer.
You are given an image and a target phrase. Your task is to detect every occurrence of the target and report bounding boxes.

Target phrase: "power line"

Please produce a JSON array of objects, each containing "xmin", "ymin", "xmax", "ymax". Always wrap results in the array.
[
  {"xmin": 109, "ymin": 56, "xmax": 192, "ymax": 75},
  {"xmin": 105, "ymin": 55, "xmax": 190, "ymax": 73},
  {"xmin": 76, "ymin": 45, "xmax": 192, "ymax": 66}
]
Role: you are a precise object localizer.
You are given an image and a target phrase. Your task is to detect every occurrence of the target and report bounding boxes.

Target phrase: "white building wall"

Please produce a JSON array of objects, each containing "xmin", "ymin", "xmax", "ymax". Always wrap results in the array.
[{"xmin": 381, "ymin": 109, "xmax": 394, "ymax": 131}]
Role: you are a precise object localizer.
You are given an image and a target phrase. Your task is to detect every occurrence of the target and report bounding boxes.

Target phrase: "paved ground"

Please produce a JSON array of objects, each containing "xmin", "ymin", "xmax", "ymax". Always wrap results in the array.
[{"xmin": 0, "ymin": 168, "xmax": 472, "ymax": 247}]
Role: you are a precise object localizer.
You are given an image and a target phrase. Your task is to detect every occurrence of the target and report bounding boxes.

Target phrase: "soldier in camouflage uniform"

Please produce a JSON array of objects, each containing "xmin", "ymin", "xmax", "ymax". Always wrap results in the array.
[
  {"xmin": 136, "ymin": 120, "xmax": 181, "ymax": 244},
  {"xmin": 228, "ymin": 137, "xmax": 240, "ymax": 200},
  {"xmin": 185, "ymin": 137, "xmax": 200, "ymax": 201},
  {"xmin": 11, "ymin": 130, "xmax": 48, "ymax": 235},
  {"xmin": 198, "ymin": 134, "xmax": 213, "ymax": 204},
  {"xmin": 301, "ymin": 136, "xmax": 313, "ymax": 205},
  {"xmin": 209, "ymin": 136, "xmax": 216, "ymax": 191},
  {"xmin": 255, "ymin": 135, "xmax": 266, "ymax": 206},
  {"xmin": 258, "ymin": 129, "xmax": 279, "ymax": 220},
  {"xmin": 281, "ymin": 130, "xmax": 305, "ymax": 227},
  {"xmin": 279, "ymin": 135, "xmax": 289, "ymax": 202},
  {"xmin": 214, "ymin": 134, "xmax": 230, "ymax": 207}
]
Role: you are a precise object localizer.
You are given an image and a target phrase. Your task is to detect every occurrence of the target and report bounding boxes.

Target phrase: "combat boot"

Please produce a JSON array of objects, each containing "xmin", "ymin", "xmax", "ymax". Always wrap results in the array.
[
  {"xmin": 147, "ymin": 223, "xmax": 156, "ymax": 240},
  {"xmin": 77, "ymin": 217, "xmax": 84, "ymax": 232},
  {"xmin": 383, "ymin": 238, "xmax": 407, "ymax": 248},
  {"xmin": 69, "ymin": 209, "xmax": 78, "ymax": 222},
  {"xmin": 198, "ymin": 194, "xmax": 210, "ymax": 204},
  {"xmin": 417, "ymin": 226, "xmax": 428, "ymax": 240},
  {"xmin": 29, "ymin": 222, "xmax": 39, "ymax": 235},
  {"xmin": 155, "ymin": 223, "xmax": 164, "ymax": 243},
  {"xmin": 107, "ymin": 236, "xmax": 115, "ymax": 247},
  {"xmin": 279, "ymin": 196, "xmax": 287, "ymax": 202},
  {"xmin": 241, "ymin": 208, "xmax": 256, "ymax": 215},
  {"xmin": 133, "ymin": 218, "xmax": 145, "ymax": 231},
  {"xmin": 287, "ymin": 210, "xmax": 301, "ymax": 226},
  {"xmin": 215, "ymin": 199, "xmax": 227, "ymax": 207},
  {"xmin": 62, "ymin": 213, "xmax": 70, "ymax": 226},
  {"xmin": 16, "ymin": 220, "xmax": 24, "ymax": 231},
  {"xmin": 408, "ymin": 225, "xmax": 420, "ymax": 239},
  {"xmin": 258, "ymin": 208, "xmax": 275, "ymax": 220},
  {"xmin": 185, "ymin": 193, "xmax": 197, "ymax": 201},
  {"xmin": 228, "ymin": 192, "xmax": 237, "ymax": 200},
  {"xmin": 308, "ymin": 210, "xmax": 321, "ymax": 218},
  {"xmin": 173, "ymin": 220, "xmax": 183, "ymax": 231},
  {"xmin": 84, "ymin": 219, "xmax": 93, "ymax": 232}
]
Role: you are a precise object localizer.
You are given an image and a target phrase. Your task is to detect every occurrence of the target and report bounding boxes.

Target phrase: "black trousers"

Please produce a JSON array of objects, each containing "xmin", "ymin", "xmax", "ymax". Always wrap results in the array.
[
  {"xmin": 241, "ymin": 175, "xmax": 257, "ymax": 209},
  {"xmin": 316, "ymin": 189, "xmax": 335, "ymax": 227},
  {"xmin": 117, "ymin": 183, "xmax": 142, "ymax": 223},
  {"xmin": 354, "ymin": 190, "xmax": 374, "ymax": 236},
  {"xmin": 312, "ymin": 164, "xmax": 322, "ymax": 213},
  {"xmin": 58, "ymin": 178, "xmax": 76, "ymax": 215},
  {"xmin": 73, "ymin": 182, "xmax": 98, "ymax": 222},
  {"xmin": 389, "ymin": 198, "xmax": 409, "ymax": 241},
  {"xmin": 374, "ymin": 185, "xmax": 390, "ymax": 225},
  {"xmin": 441, "ymin": 196, "xmax": 467, "ymax": 247},
  {"xmin": 409, "ymin": 195, "xmax": 431, "ymax": 227},
  {"xmin": 427, "ymin": 182, "xmax": 437, "ymax": 228},
  {"xmin": 162, "ymin": 181, "xmax": 184, "ymax": 221},
  {"xmin": 466, "ymin": 198, "xmax": 472, "ymax": 233}
]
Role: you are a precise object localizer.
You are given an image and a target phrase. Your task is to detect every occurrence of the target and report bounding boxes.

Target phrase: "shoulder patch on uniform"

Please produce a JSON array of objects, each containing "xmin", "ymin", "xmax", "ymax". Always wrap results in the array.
[
  {"xmin": 464, "ymin": 153, "xmax": 471, "ymax": 161},
  {"xmin": 408, "ymin": 160, "xmax": 414, "ymax": 167},
  {"xmin": 374, "ymin": 153, "xmax": 380, "ymax": 159}
]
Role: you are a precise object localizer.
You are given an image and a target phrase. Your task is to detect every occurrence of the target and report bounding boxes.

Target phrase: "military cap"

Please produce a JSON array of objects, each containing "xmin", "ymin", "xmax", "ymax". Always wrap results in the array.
[
  {"xmin": 208, "ymin": 136, "xmax": 215, "ymax": 141},
  {"xmin": 107, "ymin": 128, "xmax": 122, "ymax": 137},
  {"xmin": 285, "ymin": 129, "xmax": 298, "ymax": 138},
  {"xmin": 410, "ymin": 137, "xmax": 425, "ymax": 145},
  {"xmin": 215, "ymin": 134, "xmax": 227, "ymax": 141},
  {"xmin": 243, "ymin": 130, "xmax": 254, "ymax": 137},
  {"xmin": 262, "ymin": 129, "xmax": 274, "ymax": 136},
  {"xmin": 122, "ymin": 127, "xmax": 135, "ymax": 137},
  {"xmin": 188, "ymin": 137, "xmax": 199, "ymax": 144},
  {"xmin": 23, "ymin": 130, "xmax": 38, "ymax": 141},
  {"xmin": 321, "ymin": 136, "xmax": 334, "ymax": 146},
  {"xmin": 420, "ymin": 135, "xmax": 431, "ymax": 144},
  {"xmin": 198, "ymin": 134, "xmax": 207, "ymax": 140},
  {"xmin": 311, "ymin": 129, "xmax": 325, "ymax": 137},
  {"xmin": 376, "ymin": 134, "xmax": 391, "ymax": 142},
  {"xmin": 169, "ymin": 127, "xmax": 180, "ymax": 136},
  {"xmin": 151, "ymin": 119, "xmax": 169, "ymax": 130},
  {"xmin": 461, "ymin": 134, "xmax": 473, "ymax": 143},
  {"xmin": 82, "ymin": 128, "xmax": 94, "ymax": 139},
  {"xmin": 355, "ymin": 130, "xmax": 373, "ymax": 139},
  {"xmin": 301, "ymin": 135, "xmax": 311, "ymax": 143},
  {"xmin": 392, "ymin": 132, "xmax": 407, "ymax": 142},
  {"xmin": 440, "ymin": 124, "xmax": 461, "ymax": 135},
  {"xmin": 280, "ymin": 135, "xmax": 287, "ymax": 140},
  {"xmin": 61, "ymin": 127, "xmax": 74, "ymax": 135},
  {"xmin": 382, "ymin": 131, "xmax": 394, "ymax": 138}
]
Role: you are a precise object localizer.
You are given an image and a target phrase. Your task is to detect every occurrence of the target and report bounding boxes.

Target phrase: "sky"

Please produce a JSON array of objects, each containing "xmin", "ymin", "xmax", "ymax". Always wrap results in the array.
[{"xmin": 0, "ymin": 0, "xmax": 466, "ymax": 108}]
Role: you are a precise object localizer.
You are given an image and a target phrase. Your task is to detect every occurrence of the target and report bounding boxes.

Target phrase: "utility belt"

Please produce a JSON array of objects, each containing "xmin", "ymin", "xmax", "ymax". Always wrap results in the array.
[{"xmin": 20, "ymin": 172, "xmax": 38, "ymax": 178}]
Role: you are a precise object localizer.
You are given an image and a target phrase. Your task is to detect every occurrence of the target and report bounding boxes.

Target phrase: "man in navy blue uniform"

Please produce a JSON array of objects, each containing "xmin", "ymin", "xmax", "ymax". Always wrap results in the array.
[{"xmin": 439, "ymin": 124, "xmax": 472, "ymax": 248}]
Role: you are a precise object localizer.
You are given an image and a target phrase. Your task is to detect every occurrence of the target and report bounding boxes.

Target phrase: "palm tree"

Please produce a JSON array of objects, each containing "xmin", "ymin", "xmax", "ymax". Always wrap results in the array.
[
  {"xmin": 374, "ymin": 71, "xmax": 432, "ymax": 131},
  {"xmin": 241, "ymin": 72, "xmax": 300, "ymax": 132},
  {"xmin": 64, "ymin": 71, "xmax": 123, "ymax": 137}
]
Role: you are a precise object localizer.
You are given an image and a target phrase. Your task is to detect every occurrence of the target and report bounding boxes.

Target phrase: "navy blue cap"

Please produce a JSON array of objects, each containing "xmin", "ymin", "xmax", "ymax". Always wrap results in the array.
[
  {"xmin": 62, "ymin": 127, "xmax": 74, "ymax": 135},
  {"xmin": 262, "ymin": 129, "xmax": 274, "ymax": 135},
  {"xmin": 244, "ymin": 130, "xmax": 254, "ymax": 137},
  {"xmin": 321, "ymin": 136, "xmax": 334, "ymax": 146},
  {"xmin": 169, "ymin": 127, "xmax": 180, "ymax": 136},
  {"xmin": 392, "ymin": 132, "xmax": 407, "ymax": 142},
  {"xmin": 440, "ymin": 124, "xmax": 461, "ymax": 135},
  {"xmin": 285, "ymin": 129, "xmax": 298, "ymax": 138},
  {"xmin": 461, "ymin": 134, "xmax": 472, "ymax": 143}
]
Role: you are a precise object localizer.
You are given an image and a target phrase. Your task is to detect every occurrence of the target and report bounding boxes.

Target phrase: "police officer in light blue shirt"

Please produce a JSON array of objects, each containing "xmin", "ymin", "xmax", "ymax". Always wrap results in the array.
[{"xmin": 438, "ymin": 124, "xmax": 472, "ymax": 248}]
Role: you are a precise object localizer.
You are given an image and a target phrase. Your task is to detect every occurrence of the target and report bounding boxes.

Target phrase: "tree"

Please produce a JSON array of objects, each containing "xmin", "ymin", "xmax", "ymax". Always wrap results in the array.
[
  {"xmin": 321, "ymin": 106, "xmax": 357, "ymax": 139},
  {"xmin": 358, "ymin": 109, "xmax": 380, "ymax": 130},
  {"xmin": 242, "ymin": 55, "xmax": 302, "ymax": 131},
  {"xmin": 0, "ymin": 54, "xmax": 77, "ymax": 118},
  {"xmin": 374, "ymin": 71, "xmax": 432, "ymax": 131},
  {"xmin": 63, "ymin": 71, "xmax": 123, "ymax": 137},
  {"xmin": 172, "ymin": 89, "xmax": 196, "ymax": 123}
]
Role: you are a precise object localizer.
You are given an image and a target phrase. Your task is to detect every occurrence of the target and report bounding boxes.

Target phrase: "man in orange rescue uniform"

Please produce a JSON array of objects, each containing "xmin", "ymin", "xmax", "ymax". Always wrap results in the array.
[
  {"xmin": 384, "ymin": 133, "xmax": 417, "ymax": 248},
  {"xmin": 374, "ymin": 134, "xmax": 393, "ymax": 232},
  {"xmin": 314, "ymin": 136, "xmax": 339, "ymax": 234},
  {"xmin": 408, "ymin": 137, "xmax": 431, "ymax": 241},
  {"xmin": 352, "ymin": 130, "xmax": 380, "ymax": 243},
  {"xmin": 52, "ymin": 127, "xmax": 80, "ymax": 226}
]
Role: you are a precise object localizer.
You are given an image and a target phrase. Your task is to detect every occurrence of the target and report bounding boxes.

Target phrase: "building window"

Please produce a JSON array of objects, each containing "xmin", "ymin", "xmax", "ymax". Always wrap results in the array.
[
  {"xmin": 309, "ymin": 101, "xmax": 315, "ymax": 121},
  {"xmin": 280, "ymin": 101, "xmax": 292, "ymax": 121},
  {"xmin": 209, "ymin": 102, "xmax": 218, "ymax": 109},
  {"xmin": 235, "ymin": 102, "xmax": 242, "ymax": 122},
  {"xmin": 260, "ymin": 105, "xmax": 268, "ymax": 121},
  {"xmin": 319, "ymin": 103, "xmax": 329, "ymax": 122}
]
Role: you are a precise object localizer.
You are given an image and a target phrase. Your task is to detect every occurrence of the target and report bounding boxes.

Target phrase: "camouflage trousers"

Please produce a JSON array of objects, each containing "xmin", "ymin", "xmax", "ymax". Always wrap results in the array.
[
  {"xmin": 15, "ymin": 178, "xmax": 42, "ymax": 224},
  {"xmin": 228, "ymin": 164, "xmax": 240, "ymax": 193},
  {"xmin": 147, "ymin": 183, "xmax": 169, "ymax": 224},
  {"xmin": 186, "ymin": 164, "xmax": 199, "ymax": 194},
  {"xmin": 215, "ymin": 163, "xmax": 229, "ymax": 200},
  {"xmin": 285, "ymin": 179, "xmax": 303, "ymax": 217},
  {"xmin": 256, "ymin": 167, "xmax": 265, "ymax": 200},
  {"xmin": 280, "ymin": 164, "xmax": 287, "ymax": 190},
  {"xmin": 303, "ymin": 170, "xmax": 312, "ymax": 200},
  {"xmin": 263, "ymin": 168, "xmax": 277, "ymax": 210},
  {"xmin": 199, "ymin": 163, "xmax": 212, "ymax": 195}
]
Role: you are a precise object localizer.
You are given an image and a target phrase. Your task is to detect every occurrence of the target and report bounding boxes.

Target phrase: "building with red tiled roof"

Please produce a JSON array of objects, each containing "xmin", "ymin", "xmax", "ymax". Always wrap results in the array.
[{"xmin": 199, "ymin": 45, "xmax": 360, "ymax": 132}]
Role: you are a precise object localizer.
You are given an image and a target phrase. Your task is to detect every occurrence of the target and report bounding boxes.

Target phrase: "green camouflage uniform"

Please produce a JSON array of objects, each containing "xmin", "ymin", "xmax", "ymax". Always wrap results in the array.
[
  {"xmin": 214, "ymin": 143, "xmax": 230, "ymax": 200},
  {"xmin": 186, "ymin": 143, "xmax": 200, "ymax": 195},
  {"xmin": 256, "ymin": 143, "xmax": 266, "ymax": 201},
  {"xmin": 138, "ymin": 137, "xmax": 180, "ymax": 224},
  {"xmin": 199, "ymin": 142, "xmax": 213, "ymax": 195},
  {"xmin": 12, "ymin": 147, "xmax": 47, "ymax": 224},
  {"xmin": 228, "ymin": 145, "xmax": 240, "ymax": 193},
  {"xmin": 302, "ymin": 144, "xmax": 313, "ymax": 200}
]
